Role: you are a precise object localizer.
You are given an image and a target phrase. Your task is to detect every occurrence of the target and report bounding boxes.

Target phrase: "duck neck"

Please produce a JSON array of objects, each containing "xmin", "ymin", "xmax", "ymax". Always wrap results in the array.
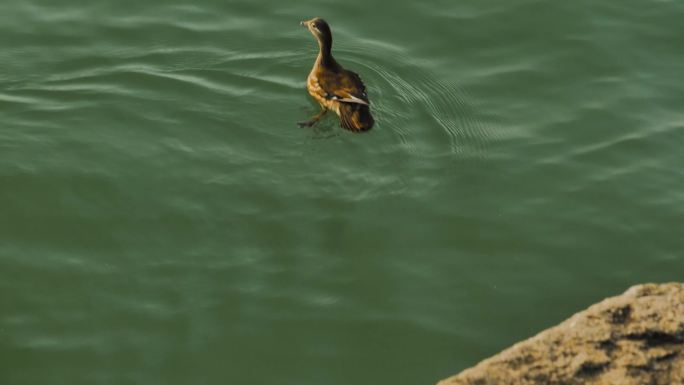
[{"xmin": 316, "ymin": 35, "xmax": 337, "ymax": 70}]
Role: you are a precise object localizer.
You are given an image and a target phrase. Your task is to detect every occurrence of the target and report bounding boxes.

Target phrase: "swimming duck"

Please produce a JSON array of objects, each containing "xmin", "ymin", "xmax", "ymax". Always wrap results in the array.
[{"xmin": 298, "ymin": 17, "xmax": 374, "ymax": 132}]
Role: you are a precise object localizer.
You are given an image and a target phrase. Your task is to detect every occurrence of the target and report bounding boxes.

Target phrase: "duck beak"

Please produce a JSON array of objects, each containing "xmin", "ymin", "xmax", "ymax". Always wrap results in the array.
[{"xmin": 300, "ymin": 19, "xmax": 311, "ymax": 27}]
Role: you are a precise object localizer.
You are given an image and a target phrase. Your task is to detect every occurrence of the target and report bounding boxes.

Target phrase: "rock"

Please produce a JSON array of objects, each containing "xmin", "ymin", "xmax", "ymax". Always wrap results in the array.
[{"xmin": 438, "ymin": 283, "xmax": 684, "ymax": 385}]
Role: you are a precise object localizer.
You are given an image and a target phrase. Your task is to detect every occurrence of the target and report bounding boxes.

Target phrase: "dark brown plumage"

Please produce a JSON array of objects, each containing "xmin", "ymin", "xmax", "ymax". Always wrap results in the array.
[{"xmin": 298, "ymin": 17, "xmax": 374, "ymax": 132}]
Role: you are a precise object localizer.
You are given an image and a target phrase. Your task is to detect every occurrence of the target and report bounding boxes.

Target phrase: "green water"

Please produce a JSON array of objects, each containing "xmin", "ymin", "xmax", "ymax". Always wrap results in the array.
[{"xmin": 1, "ymin": 0, "xmax": 683, "ymax": 384}]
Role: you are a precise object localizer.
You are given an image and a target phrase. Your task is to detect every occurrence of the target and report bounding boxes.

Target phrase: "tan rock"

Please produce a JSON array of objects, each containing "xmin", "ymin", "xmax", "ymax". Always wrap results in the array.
[{"xmin": 438, "ymin": 283, "xmax": 684, "ymax": 385}]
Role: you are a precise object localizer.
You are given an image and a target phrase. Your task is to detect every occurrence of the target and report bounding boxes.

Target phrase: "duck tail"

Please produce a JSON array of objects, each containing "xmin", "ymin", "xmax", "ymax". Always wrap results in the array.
[{"xmin": 338, "ymin": 103, "xmax": 374, "ymax": 132}]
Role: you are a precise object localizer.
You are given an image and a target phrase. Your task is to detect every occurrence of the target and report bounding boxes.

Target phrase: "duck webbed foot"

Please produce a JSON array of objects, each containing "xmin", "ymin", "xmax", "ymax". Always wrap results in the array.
[
  {"xmin": 297, "ymin": 119, "xmax": 319, "ymax": 128},
  {"xmin": 297, "ymin": 108, "xmax": 327, "ymax": 128}
]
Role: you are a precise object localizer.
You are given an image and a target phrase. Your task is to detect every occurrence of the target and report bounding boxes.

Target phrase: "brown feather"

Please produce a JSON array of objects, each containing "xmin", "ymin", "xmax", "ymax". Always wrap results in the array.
[
  {"xmin": 338, "ymin": 102, "xmax": 374, "ymax": 132},
  {"xmin": 302, "ymin": 17, "xmax": 374, "ymax": 132}
]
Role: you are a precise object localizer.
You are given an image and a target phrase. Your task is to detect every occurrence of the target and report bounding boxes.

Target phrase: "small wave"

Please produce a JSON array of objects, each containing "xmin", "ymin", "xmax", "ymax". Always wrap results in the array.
[{"xmin": 333, "ymin": 39, "xmax": 496, "ymax": 158}]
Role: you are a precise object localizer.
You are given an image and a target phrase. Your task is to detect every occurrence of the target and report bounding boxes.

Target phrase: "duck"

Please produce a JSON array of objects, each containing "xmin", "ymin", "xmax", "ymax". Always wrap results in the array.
[{"xmin": 298, "ymin": 17, "xmax": 374, "ymax": 132}]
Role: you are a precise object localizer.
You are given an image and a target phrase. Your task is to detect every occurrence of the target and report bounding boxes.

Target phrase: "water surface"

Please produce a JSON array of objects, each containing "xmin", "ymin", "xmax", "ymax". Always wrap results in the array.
[{"xmin": 1, "ymin": 1, "xmax": 683, "ymax": 384}]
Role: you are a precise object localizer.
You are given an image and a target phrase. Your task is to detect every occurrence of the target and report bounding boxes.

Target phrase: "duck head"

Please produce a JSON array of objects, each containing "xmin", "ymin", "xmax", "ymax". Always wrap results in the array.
[{"xmin": 300, "ymin": 17, "xmax": 333, "ymax": 52}]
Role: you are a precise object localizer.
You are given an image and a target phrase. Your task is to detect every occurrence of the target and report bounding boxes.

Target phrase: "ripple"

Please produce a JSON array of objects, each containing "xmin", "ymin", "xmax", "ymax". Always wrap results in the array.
[
  {"xmin": 332, "ymin": 39, "xmax": 497, "ymax": 158},
  {"xmin": 0, "ymin": 92, "xmax": 51, "ymax": 106}
]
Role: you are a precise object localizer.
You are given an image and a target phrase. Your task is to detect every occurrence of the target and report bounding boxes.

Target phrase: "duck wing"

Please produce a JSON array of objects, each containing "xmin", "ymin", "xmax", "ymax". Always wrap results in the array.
[{"xmin": 317, "ymin": 69, "xmax": 370, "ymax": 106}]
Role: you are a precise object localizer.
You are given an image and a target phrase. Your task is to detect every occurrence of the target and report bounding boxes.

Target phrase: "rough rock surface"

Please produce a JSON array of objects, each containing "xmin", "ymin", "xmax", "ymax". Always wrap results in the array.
[{"xmin": 439, "ymin": 283, "xmax": 684, "ymax": 385}]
